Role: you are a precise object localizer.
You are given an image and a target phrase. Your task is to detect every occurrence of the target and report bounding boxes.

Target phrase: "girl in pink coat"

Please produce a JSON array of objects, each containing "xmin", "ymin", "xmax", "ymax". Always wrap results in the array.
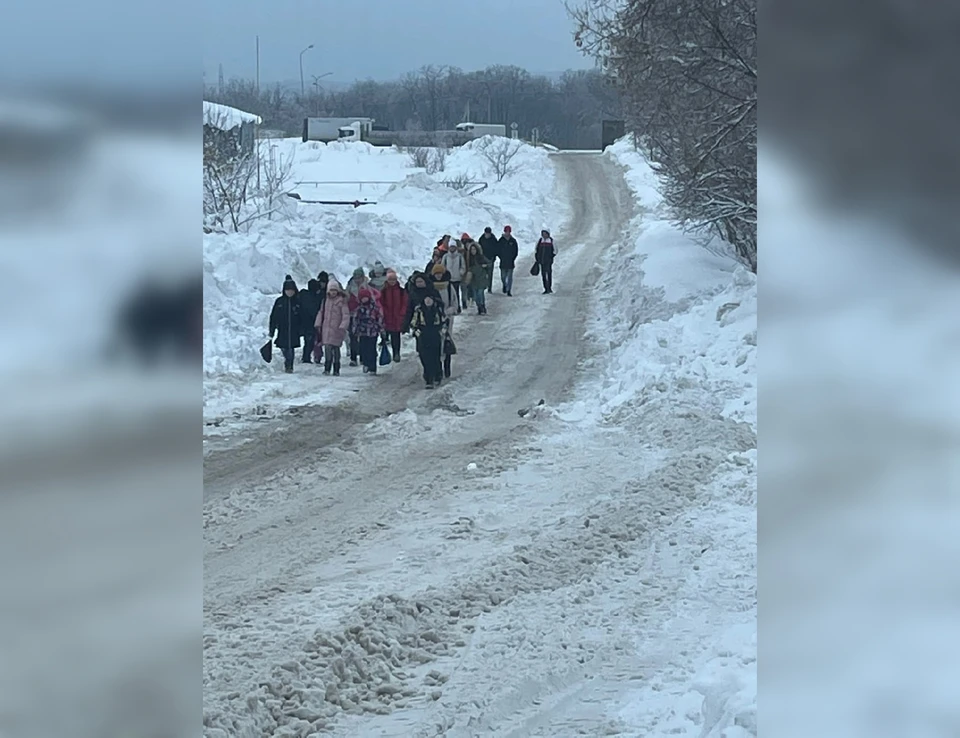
[{"xmin": 314, "ymin": 280, "xmax": 351, "ymax": 375}]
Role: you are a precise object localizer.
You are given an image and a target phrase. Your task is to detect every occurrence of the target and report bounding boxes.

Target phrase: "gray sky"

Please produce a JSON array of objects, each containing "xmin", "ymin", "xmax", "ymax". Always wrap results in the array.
[{"xmin": 202, "ymin": 0, "xmax": 593, "ymax": 85}]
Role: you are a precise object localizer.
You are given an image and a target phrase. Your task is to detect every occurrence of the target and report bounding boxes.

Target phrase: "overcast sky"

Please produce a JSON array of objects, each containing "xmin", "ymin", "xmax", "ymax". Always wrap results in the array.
[{"xmin": 202, "ymin": 0, "xmax": 594, "ymax": 85}]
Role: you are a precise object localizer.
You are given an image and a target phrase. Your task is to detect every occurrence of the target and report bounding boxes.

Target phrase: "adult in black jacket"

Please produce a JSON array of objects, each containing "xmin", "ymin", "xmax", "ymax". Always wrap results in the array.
[
  {"xmin": 403, "ymin": 273, "xmax": 441, "ymax": 333},
  {"xmin": 478, "ymin": 227, "xmax": 501, "ymax": 293},
  {"xmin": 497, "ymin": 230, "xmax": 519, "ymax": 296},
  {"xmin": 534, "ymin": 229, "xmax": 557, "ymax": 294},
  {"xmin": 269, "ymin": 275, "xmax": 302, "ymax": 373},
  {"xmin": 298, "ymin": 279, "xmax": 323, "ymax": 363}
]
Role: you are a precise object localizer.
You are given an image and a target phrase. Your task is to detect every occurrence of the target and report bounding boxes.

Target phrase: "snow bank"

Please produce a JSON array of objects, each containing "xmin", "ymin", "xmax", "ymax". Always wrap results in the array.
[
  {"xmin": 203, "ymin": 139, "xmax": 557, "ymax": 421},
  {"xmin": 566, "ymin": 137, "xmax": 757, "ymax": 733},
  {"xmin": 569, "ymin": 138, "xmax": 757, "ymax": 430},
  {"xmin": 203, "ymin": 101, "xmax": 262, "ymax": 129}
]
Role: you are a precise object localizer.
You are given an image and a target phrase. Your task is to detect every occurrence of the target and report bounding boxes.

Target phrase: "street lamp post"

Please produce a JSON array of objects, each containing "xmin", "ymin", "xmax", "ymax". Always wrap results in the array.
[{"xmin": 299, "ymin": 44, "xmax": 314, "ymax": 97}]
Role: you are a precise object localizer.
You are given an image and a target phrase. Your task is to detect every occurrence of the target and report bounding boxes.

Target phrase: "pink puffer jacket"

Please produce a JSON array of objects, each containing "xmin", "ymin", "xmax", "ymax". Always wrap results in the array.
[{"xmin": 315, "ymin": 281, "xmax": 351, "ymax": 345}]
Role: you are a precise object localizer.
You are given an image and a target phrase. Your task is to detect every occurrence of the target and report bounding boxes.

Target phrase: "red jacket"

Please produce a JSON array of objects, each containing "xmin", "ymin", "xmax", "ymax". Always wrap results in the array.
[{"xmin": 380, "ymin": 280, "xmax": 409, "ymax": 333}]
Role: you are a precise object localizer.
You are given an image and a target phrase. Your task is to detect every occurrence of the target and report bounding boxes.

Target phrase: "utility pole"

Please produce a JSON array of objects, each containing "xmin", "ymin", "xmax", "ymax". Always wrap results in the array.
[
  {"xmin": 218, "ymin": 63, "xmax": 224, "ymax": 96},
  {"xmin": 255, "ymin": 36, "xmax": 260, "ymax": 95},
  {"xmin": 299, "ymin": 44, "xmax": 314, "ymax": 97}
]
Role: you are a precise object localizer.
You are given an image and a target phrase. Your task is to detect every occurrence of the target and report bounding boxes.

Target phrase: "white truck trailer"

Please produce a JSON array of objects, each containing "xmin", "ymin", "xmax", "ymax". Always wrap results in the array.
[
  {"xmin": 302, "ymin": 117, "xmax": 375, "ymax": 143},
  {"xmin": 455, "ymin": 122, "xmax": 507, "ymax": 138}
]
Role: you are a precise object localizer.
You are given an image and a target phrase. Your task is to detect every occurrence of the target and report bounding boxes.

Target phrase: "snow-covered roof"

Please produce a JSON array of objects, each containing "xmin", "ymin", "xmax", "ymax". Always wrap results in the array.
[{"xmin": 203, "ymin": 101, "xmax": 262, "ymax": 130}]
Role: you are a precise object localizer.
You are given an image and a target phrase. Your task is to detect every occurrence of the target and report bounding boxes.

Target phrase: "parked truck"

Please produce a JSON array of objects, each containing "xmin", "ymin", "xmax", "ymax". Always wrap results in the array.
[
  {"xmin": 455, "ymin": 122, "xmax": 507, "ymax": 138},
  {"xmin": 302, "ymin": 117, "xmax": 375, "ymax": 143}
]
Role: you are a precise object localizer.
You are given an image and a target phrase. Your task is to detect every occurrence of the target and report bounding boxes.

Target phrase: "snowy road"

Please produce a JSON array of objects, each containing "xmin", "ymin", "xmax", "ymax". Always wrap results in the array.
[{"xmin": 203, "ymin": 153, "xmax": 756, "ymax": 737}]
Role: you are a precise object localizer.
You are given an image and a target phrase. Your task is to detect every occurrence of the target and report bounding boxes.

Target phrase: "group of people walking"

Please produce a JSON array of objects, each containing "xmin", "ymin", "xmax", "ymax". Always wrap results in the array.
[{"xmin": 266, "ymin": 226, "xmax": 558, "ymax": 389}]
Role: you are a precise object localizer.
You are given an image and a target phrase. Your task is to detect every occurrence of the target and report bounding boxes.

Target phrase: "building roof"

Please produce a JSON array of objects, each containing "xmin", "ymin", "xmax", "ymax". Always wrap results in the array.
[{"xmin": 203, "ymin": 101, "xmax": 262, "ymax": 130}]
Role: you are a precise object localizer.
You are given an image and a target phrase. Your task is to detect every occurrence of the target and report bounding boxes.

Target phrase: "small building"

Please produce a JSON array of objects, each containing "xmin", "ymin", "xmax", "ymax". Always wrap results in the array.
[{"xmin": 203, "ymin": 101, "xmax": 262, "ymax": 159}]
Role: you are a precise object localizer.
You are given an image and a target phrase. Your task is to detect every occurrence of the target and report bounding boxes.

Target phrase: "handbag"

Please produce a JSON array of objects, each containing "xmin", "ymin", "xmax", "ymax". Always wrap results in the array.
[
  {"xmin": 379, "ymin": 341, "xmax": 392, "ymax": 366},
  {"xmin": 444, "ymin": 335, "xmax": 457, "ymax": 356},
  {"xmin": 259, "ymin": 339, "xmax": 273, "ymax": 363},
  {"xmin": 530, "ymin": 262, "xmax": 541, "ymax": 276}
]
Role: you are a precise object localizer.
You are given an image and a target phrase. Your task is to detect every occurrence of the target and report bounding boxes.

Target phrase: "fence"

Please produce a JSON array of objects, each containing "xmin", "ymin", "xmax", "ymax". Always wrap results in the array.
[{"xmin": 288, "ymin": 179, "xmax": 489, "ymax": 205}]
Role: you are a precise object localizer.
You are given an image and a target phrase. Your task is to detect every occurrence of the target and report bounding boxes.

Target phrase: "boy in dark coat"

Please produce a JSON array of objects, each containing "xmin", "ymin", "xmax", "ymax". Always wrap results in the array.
[
  {"xmin": 269, "ymin": 275, "xmax": 302, "ymax": 373},
  {"xmin": 497, "ymin": 227, "xmax": 519, "ymax": 296},
  {"xmin": 410, "ymin": 295, "xmax": 449, "ymax": 389}
]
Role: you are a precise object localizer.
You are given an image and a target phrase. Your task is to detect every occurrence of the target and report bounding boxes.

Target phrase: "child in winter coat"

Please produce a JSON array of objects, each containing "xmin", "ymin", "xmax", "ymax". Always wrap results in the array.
[
  {"xmin": 425, "ymin": 248, "xmax": 444, "ymax": 276},
  {"xmin": 410, "ymin": 295, "xmax": 448, "ymax": 389},
  {"xmin": 368, "ymin": 260, "xmax": 389, "ymax": 290},
  {"xmin": 352, "ymin": 287, "xmax": 385, "ymax": 374},
  {"xmin": 269, "ymin": 275, "xmax": 302, "ymax": 373},
  {"xmin": 380, "ymin": 269, "xmax": 409, "ymax": 362},
  {"xmin": 403, "ymin": 273, "xmax": 441, "ymax": 333},
  {"xmin": 314, "ymin": 279, "xmax": 351, "ymax": 375},
  {"xmin": 429, "ymin": 263, "xmax": 453, "ymax": 310},
  {"xmin": 441, "ymin": 239, "xmax": 467, "ymax": 313},
  {"xmin": 465, "ymin": 242, "xmax": 491, "ymax": 314}
]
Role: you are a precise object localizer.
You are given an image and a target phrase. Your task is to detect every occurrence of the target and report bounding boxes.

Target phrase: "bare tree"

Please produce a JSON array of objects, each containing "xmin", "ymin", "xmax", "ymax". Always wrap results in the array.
[
  {"xmin": 568, "ymin": 0, "xmax": 757, "ymax": 271},
  {"xmin": 476, "ymin": 137, "xmax": 525, "ymax": 182},
  {"xmin": 253, "ymin": 144, "xmax": 296, "ymax": 222},
  {"xmin": 203, "ymin": 110, "xmax": 295, "ymax": 232}
]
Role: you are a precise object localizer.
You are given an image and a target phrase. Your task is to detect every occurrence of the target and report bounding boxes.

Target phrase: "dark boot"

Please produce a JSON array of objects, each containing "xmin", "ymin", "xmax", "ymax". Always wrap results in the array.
[{"xmin": 333, "ymin": 364, "xmax": 340, "ymax": 376}]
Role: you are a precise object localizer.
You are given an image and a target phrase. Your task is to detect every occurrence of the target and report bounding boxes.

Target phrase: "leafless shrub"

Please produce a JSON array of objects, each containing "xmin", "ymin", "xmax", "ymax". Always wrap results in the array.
[
  {"xmin": 475, "ymin": 137, "xmax": 524, "ymax": 182},
  {"xmin": 203, "ymin": 131, "xmax": 294, "ymax": 232},
  {"xmin": 407, "ymin": 147, "xmax": 431, "ymax": 168},
  {"xmin": 442, "ymin": 173, "xmax": 473, "ymax": 191},
  {"xmin": 569, "ymin": 0, "xmax": 757, "ymax": 271},
  {"xmin": 427, "ymin": 145, "xmax": 449, "ymax": 174}
]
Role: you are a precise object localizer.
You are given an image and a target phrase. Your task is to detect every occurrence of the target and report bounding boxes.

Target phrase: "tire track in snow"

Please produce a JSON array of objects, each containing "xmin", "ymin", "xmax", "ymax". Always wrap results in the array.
[{"xmin": 203, "ymin": 153, "xmax": 646, "ymax": 736}]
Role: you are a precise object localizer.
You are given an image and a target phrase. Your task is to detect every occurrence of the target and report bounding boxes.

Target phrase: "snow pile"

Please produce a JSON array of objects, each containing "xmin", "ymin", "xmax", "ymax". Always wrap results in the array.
[
  {"xmin": 203, "ymin": 139, "xmax": 557, "ymax": 421},
  {"xmin": 574, "ymin": 137, "xmax": 757, "ymax": 429},
  {"xmin": 563, "ymin": 137, "xmax": 756, "ymax": 734},
  {"xmin": 203, "ymin": 101, "xmax": 262, "ymax": 129}
]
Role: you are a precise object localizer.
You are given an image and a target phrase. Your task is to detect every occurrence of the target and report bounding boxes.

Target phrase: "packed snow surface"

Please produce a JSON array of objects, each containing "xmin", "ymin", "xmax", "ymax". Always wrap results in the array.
[{"xmin": 202, "ymin": 140, "xmax": 756, "ymax": 737}]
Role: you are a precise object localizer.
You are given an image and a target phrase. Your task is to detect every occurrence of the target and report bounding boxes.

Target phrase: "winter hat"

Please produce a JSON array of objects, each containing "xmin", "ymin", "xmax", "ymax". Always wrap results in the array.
[
  {"xmin": 503, "ymin": 225, "xmax": 512, "ymax": 233},
  {"xmin": 282, "ymin": 274, "xmax": 297, "ymax": 292},
  {"xmin": 353, "ymin": 267, "xmax": 366, "ymax": 280},
  {"xmin": 461, "ymin": 232, "xmax": 471, "ymax": 241},
  {"xmin": 358, "ymin": 287, "xmax": 373, "ymax": 302},
  {"xmin": 432, "ymin": 263, "xmax": 446, "ymax": 276},
  {"xmin": 484, "ymin": 226, "xmax": 492, "ymax": 233},
  {"xmin": 317, "ymin": 271, "xmax": 329, "ymax": 282},
  {"xmin": 327, "ymin": 279, "xmax": 342, "ymax": 294},
  {"xmin": 307, "ymin": 278, "xmax": 319, "ymax": 292},
  {"xmin": 386, "ymin": 268, "xmax": 398, "ymax": 281}
]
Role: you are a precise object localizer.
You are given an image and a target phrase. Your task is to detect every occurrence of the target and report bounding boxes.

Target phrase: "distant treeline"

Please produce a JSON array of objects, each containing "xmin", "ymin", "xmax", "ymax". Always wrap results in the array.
[{"xmin": 205, "ymin": 65, "xmax": 622, "ymax": 149}]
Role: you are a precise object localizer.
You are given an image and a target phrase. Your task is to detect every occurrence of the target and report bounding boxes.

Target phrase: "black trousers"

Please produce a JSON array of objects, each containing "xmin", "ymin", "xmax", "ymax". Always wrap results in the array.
[
  {"xmin": 323, "ymin": 344, "xmax": 341, "ymax": 371},
  {"xmin": 349, "ymin": 328, "xmax": 360, "ymax": 362},
  {"xmin": 417, "ymin": 336, "xmax": 443, "ymax": 384},
  {"xmin": 358, "ymin": 335, "xmax": 378, "ymax": 371},
  {"xmin": 387, "ymin": 331, "xmax": 402, "ymax": 358},
  {"xmin": 301, "ymin": 331, "xmax": 315, "ymax": 362},
  {"xmin": 540, "ymin": 262, "xmax": 554, "ymax": 292}
]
